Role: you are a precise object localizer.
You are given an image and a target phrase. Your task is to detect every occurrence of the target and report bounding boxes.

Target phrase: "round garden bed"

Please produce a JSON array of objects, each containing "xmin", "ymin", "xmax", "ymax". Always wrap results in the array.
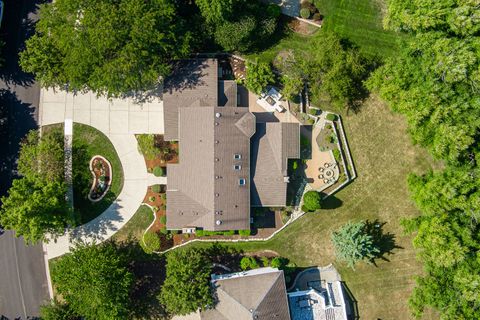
[{"xmin": 88, "ymin": 155, "xmax": 112, "ymax": 202}]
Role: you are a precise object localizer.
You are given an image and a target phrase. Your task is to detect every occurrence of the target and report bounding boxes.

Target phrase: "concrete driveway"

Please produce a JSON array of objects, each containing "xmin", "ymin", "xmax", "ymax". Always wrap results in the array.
[{"xmin": 39, "ymin": 88, "xmax": 166, "ymax": 259}]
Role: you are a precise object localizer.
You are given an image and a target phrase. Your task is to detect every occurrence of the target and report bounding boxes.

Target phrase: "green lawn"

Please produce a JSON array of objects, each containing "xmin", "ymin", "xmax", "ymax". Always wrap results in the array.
[
  {"xmin": 314, "ymin": 0, "xmax": 403, "ymax": 57},
  {"xmin": 246, "ymin": 0, "xmax": 402, "ymax": 65},
  {"xmin": 182, "ymin": 96, "xmax": 437, "ymax": 319},
  {"xmin": 113, "ymin": 205, "xmax": 153, "ymax": 243},
  {"xmin": 72, "ymin": 123, "xmax": 124, "ymax": 224}
]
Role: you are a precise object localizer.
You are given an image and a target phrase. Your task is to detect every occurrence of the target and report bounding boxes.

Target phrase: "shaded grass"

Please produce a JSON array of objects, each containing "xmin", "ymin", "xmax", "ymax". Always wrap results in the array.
[
  {"xmin": 181, "ymin": 96, "xmax": 438, "ymax": 319},
  {"xmin": 113, "ymin": 205, "xmax": 153, "ymax": 243},
  {"xmin": 72, "ymin": 123, "xmax": 124, "ymax": 224}
]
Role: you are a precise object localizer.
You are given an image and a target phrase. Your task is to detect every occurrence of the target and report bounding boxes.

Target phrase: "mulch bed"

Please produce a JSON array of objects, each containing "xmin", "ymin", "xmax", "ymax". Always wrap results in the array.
[
  {"xmin": 287, "ymin": 18, "xmax": 320, "ymax": 35},
  {"xmin": 143, "ymin": 135, "xmax": 179, "ymax": 170},
  {"xmin": 143, "ymin": 186, "xmax": 166, "ymax": 234}
]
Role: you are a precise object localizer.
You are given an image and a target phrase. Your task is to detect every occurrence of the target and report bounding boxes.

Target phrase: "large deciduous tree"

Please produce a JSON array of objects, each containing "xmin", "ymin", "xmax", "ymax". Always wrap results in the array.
[
  {"xmin": 0, "ymin": 128, "xmax": 70, "ymax": 243},
  {"xmin": 51, "ymin": 242, "xmax": 134, "ymax": 320},
  {"xmin": 368, "ymin": 0, "xmax": 480, "ymax": 318},
  {"xmin": 159, "ymin": 248, "xmax": 213, "ymax": 315},
  {"xmin": 20, "ymin": 0, "xmax": 192, "ymax": 97}
]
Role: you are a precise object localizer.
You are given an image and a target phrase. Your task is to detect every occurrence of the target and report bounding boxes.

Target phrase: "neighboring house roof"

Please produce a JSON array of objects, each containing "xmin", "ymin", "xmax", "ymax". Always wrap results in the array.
[
  {"xmin": 163, "ymin": 59, "xmax": 218, "ymax": 141},
  {"xmin": 251, "ymin": 122, "xmax": 300, "ymax": 207},
  {"xmin": 201, "ymin": 268, "xmax": 291, "ymax": 320}
]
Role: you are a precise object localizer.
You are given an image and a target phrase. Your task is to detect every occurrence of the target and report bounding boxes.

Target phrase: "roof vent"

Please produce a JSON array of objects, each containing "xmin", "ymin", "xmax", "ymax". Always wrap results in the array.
[
  {"xmin": 216, "ymin": 220, "xmax": 222, "ymax": 225},
  {"xmin": 215, "ymin": 158, "xmax": 219, "ymax": 162},
  {"xmin": 215, "ymin": 112, "xmax": 221, "ymax": 118},
  {"xmin": 215, "ymin": 140, "xmax": 219, "ymax": 144},
  {"xmin": 215, "ymin": 122, "xmax": 219, "ymax": 126},
  {"xmin": 215, "ymin": 193, "xmax": 219, "ymax": 197}
]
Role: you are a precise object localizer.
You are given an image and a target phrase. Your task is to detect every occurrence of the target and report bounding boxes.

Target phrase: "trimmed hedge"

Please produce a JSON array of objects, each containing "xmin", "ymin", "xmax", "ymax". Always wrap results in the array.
[
  {"xmin": 160, "ymin": 215, "xmax": 167, "ymax": 224},
  {"xmin": 153, "ymin": 166, "xmax": 164, "ymax": 177},
  {"xmin": 326, "ymin": 113, "xmax": 337, "ymax": 121},
  {"xmin": 238, "ymin": 229, "xmax": 251, "ymax": 236},
  {"xmin": 151, "ymin": 184, "xmax": 161, "ymax": 193}
]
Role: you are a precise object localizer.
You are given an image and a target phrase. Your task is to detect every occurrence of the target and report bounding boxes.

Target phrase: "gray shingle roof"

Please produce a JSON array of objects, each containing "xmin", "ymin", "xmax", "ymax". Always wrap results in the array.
[
  {"xmin": 251, "ymin": 123, "xmax": 300, "ymax": 207},
  {"xmin": 165, "ymin": 59, "xmax": 255, "ymax": 231},
  {"xmin": 163, "ymin": 59, "xmax": 218, "ymax": 141},
  {"xmin": 201, "ymin": 268, "xmax": 291, "ymax": 320}
]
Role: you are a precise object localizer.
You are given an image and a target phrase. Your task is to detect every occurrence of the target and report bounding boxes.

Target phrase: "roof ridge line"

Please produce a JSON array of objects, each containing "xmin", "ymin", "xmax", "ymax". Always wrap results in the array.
[{"xmin": 252, "ymin": 271, "xmax": 282, "ymax": 312}]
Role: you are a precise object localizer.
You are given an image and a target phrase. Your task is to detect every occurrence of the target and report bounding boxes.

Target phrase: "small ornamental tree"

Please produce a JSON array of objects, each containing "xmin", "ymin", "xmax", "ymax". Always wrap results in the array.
[
  {"xmin": 331, "ymin": 221, "xmax": 380, "ymax": 269},
  {"xmin": 244, "ymin": 61, "xmax": 275, "ymax": 94},
  {"xmin": 159, "ymin": 248, "xmax": 213, "ymax": 315},
  {"xmin": 302, "ymin": 191, "xmax": 322, "ymax": 212},
  {"xmin": 51, "ymin": 242, "xmax": 134, "ymax": 319}
]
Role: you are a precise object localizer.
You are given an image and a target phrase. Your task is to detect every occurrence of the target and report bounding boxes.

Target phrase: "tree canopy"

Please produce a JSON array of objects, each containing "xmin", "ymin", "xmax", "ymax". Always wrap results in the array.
[
  {"xmin": 243, "ymin": 60, "xmax": 275, "ymax": 94},
  {"xmin": 20, "ymin": 0, "xmax": 192, "ymax": 97},
  {"xmin": 51, "ymin": 241, "xmax": 134, "ymax": 320},
  {"xmin": 276, "ymin": 31, "xmax": 371, "ymax": 110},
  {"xmin": 368, "ymin": 0, "xmax": 480, "ymax": 318},
  {"xmin": 159, "ymin": 248, "xmax": 213, "ymax": 315},
  {"xmin": 331, "ymin": 221, "xmax": 380, "ymax": 269},
  {"xmin": 0, "ymin": 128, "xmax": 70, "ymax": 243}
]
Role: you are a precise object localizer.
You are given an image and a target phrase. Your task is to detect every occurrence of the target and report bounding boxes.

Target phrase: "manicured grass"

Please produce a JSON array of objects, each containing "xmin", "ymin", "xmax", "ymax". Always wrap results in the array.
[
  {"xmin": 113, "ymin": 205, "xmax": 153, "ymax": 243},
  {"xmin": 314, "ymin": 0, "xmax": 404, "ymax": 57},
  {"xmin": 246, "ymin": 0, "xmax": 403, "ymax": 65},
  {"xmin": 72, "ymin": 123, "xmax": 124, "ymax": 224},
  {"xmin": 182, "ymin": 96, "xmax": 437, "ymax": 320}
]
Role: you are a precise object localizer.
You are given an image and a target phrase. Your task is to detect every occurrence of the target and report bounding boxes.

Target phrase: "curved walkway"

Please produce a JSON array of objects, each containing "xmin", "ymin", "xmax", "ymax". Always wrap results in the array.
[{"xmin": 39, "ymin": 88, "xmax": 166, "ymax": 259}]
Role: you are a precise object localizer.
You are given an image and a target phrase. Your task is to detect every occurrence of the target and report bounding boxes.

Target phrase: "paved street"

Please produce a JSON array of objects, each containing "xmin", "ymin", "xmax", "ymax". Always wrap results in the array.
[
  {"xmin": 0, "ymin": 231, "xmax": 50, "ymax": 319},
  {"xmin": 0, "ymin": 1, "xmax": 51, "ymax": 318}
]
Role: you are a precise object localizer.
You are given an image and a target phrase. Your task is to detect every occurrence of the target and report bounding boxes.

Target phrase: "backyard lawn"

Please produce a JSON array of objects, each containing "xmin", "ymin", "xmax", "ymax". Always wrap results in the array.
[
  {"xmin": 247, "ymin": 0, "xmax": 402, "ymax": 65},
  {"xmin": 183, "ymin": 96, "xmax": 437, "ymax": 319}
]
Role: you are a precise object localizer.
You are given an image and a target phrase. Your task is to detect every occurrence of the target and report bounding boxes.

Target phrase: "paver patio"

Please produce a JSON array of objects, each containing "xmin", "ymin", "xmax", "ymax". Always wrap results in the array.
[{"xmin": 39, "ymin": 88, "xmax": 166, "ymax": 259}]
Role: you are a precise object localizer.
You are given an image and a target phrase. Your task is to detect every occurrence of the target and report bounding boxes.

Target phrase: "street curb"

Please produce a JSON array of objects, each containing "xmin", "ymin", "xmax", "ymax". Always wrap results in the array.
[{"xmin": 42, "ymin": 244, "xmax": 54, "ymax": 300}]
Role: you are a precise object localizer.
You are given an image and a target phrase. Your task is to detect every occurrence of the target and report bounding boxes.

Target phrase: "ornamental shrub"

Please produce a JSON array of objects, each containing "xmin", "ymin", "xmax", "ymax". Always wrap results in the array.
[
  {"xmin": 151, "ymin": 184, "xmax": 161, "ymax": 193},
  {"xmin": 160, "ymin": 215, "xmax": 167, "ymax": 224},
  {"xmin": 326, "ymin": 113, "xmax": 337, "ymax": 121},
  {"xmin": 153, "ymin": 166, "xmax": 164, "ymax": 177},
  {"xmin": 300, "ymin": 8, "xmax": 311, "ymax": 19},
  {"xmin": 303, "ymin": 191, "xmax": 322, "ymax": 212},
  {"xmin": 238, "ymin": 229, "xmax": 251, "ymax": 236},
  {"xmin": 142, "ymin": 231, "xmax": 161, "ymax": 254},
  {"xmin": 148, "ymin": 196, "xmax": 156, "ymax": 202},
  {"xmin": 240, "ymin": 256, "xmax": 259, "ymax": 270}
]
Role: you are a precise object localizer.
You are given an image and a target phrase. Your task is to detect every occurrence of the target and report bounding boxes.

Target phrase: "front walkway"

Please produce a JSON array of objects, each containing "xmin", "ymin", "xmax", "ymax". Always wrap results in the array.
[{"xmin": 39, "ymin": 88, "xmax": 165, "ymax": 259}]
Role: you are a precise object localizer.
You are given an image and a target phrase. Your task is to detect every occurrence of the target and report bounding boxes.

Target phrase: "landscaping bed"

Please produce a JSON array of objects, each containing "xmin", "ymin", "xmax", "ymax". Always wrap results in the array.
[{"xmin": 136, "ymin": 134, "xmax": 178, "ymax": 176}]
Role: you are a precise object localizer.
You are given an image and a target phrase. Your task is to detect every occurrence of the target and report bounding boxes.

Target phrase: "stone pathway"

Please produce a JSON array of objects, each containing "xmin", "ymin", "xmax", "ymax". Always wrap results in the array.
[{"xmin": 39, "ymin": 88, "xmax": 165, "ymax": 259}]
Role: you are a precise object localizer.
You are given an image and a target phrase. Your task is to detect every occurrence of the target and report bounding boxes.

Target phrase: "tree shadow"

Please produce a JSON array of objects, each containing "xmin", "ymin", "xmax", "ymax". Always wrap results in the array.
[
  {"xmin": 365, "ymin": 220, "xmax": 403, "ymax": 265},
  {"xmin": 0, "ymin": 0, "xmax": 48, "ymax": 86},
  {"xmin": 117, "ymin": 240, "xmax": 167, "ymax": 319},
  {"xmin": 319, "ymin": 193, "xmax": 343, "ymax": 209},
  {"xmin": 0, "ymin": 89, "xmax": 37, "ymax": 198}
]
